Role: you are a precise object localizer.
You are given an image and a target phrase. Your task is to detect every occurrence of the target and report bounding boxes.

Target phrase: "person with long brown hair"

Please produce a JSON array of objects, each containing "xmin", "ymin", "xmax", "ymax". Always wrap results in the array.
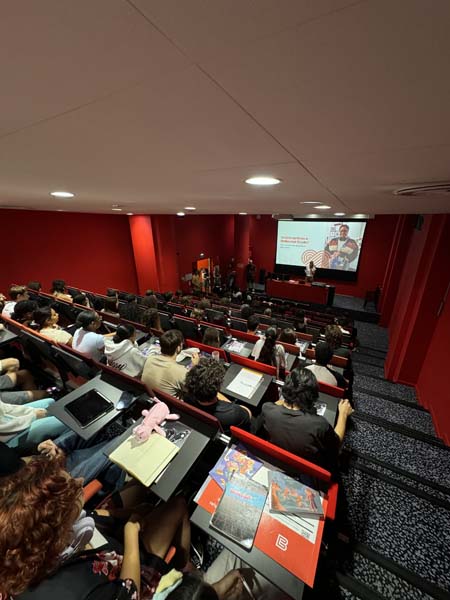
[{"xmin": 0, "ymin": 451, "xmax": 191, "ymax": 599}]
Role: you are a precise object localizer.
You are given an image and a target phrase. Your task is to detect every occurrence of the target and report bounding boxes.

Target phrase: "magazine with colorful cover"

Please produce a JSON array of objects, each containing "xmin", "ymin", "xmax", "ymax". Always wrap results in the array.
[
  {"xmin": 268, "ymin": 471, "xmax": 324, "ymax": 518},
  {"xmin": 210, "ymin": 474, "xmax": 268, "ymax": 549},
  {"xmin": 209, "ymin": 445, "xmax": 263, "ymax": 490}
]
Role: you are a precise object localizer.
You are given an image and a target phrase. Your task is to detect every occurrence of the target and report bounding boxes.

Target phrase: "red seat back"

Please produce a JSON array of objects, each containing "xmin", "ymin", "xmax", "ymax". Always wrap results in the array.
[{"xmin": 230, "ymin": 353, "xmax": 277, "ymax": 377}]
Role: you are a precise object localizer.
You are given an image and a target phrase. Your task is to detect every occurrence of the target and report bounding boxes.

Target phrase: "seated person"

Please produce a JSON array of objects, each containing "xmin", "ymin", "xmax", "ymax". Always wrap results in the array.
[
  {"xmin": 182, "ymin": 358, "xmax": 251, "ymax": 434},
  {"xmin": 0, "ymin": 357, "xmax": 47, "ymax": 404},
  {"xmin": 72, "ymin": 292, "xmax": 90, "ymax": 307},
  {"xmin": 101, "ymin": 295, "xmax": 120, "ymax": 316},
  {"xmin": 278, "ymin": 327, "xmax": 297, "ymax": 345},
  {"xmin": 10, "ymin": 299, "xmax": 38, "ymax": 327},
  {"xmin": 262, "ymin": 368, "xmax": 353, "ymax": 472},
  {"xmin": 51, "ymin": 279, "xmax": 73, "ymax": 303},
  {"xmin": 1, "ymin": 285, "xmax": 29, "ymax": 317},
  {"xmin": 104, "ymin": 324, "xmax": 147, "ymax": 377},
  {"xmin": 119, "ymin": 293, "xmax": 141, "ymax": 323},
  {"xmin": 34, "ymin": 306, "xmax": 73, "ymax": 345},
  {"xmin": 263, "ymin": 307, "xmax": 272, "ymax": 318},
  {"xmin": 72, "ymin": 311, "xmax": 114, "ymax": 360},
  {"xmin": 37, "ymin": 429, "xmax": 125, "ymax": 489},
  {"xmin": 246, "ymin": 314, "xmax": 260, "ymax": 334},
  {"xmin": 325, "ymin": 323, "xmax": 354, "ymax": 387},
  {"xmin": 27, "ymin": 280, "xmax": 42, "ymax": 292},
  {"xmin": 211, "ymin": 313, "xmax": 226, "ymax": 327},
  {"xmin": 142, "ymin": 308, "xmax": 164, "ymax": 333},
  {"xmin": 202, "ymin": 327, "xmax": 221, "ymax": 348},
  {"xmin": 1, "ymin": 396, "xmax": 66, "ymax": 449},
  {"xmin": 141, "ymin": 293, "xmax": 158, "ymax": 309},
  {"xmin": 0, "ymin": 455, "xmax": 191, "ymax": 599},
  {"xmin": 240, "ymin": 303, "xmax": 252, "ymax": 320},
  {"xmin": 293, "ymin": 309, "xmax": 307, "ymax": 333},
  {"xmin": 190, "ymin": 307, "xmax": 205, "ymax": 321},
  {"xmin": 325, "ymin": 324, "xmax": 351, "ymax": 359},
  {"xmin": 251, "ymin": 327, "xmax": 286, "ymax": 379},
  {"xmin": 141, "ymin": 330, "xmax": 199, "ymax": 398},
  {"xmin": 306, "ymin": 341, "xmax": 347, "ymax": 389}
]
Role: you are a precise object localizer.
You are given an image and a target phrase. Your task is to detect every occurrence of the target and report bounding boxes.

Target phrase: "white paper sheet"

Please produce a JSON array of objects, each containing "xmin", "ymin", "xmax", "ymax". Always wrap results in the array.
[{"xmin": 226, "ymin": 368, "xmax": 263, "ymax": 399}]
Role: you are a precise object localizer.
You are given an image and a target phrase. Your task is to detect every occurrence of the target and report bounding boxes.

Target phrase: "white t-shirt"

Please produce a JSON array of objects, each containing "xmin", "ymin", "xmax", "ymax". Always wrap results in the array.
[
  {"xmin": 306, "ymin": 364, "xmax": 338, "ymax": 387},
  {"xmin": 72, "ymin": 328, "xmax": 105, "ymax": 361},
  {"xmin": 1, "ymin": 301, "xmax": 16, "ymax": 318}
]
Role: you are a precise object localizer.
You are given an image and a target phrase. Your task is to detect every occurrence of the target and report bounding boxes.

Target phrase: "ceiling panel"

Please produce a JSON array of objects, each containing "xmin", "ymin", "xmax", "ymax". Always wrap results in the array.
[{"xmin": 0, "ymin": 0, "xmax": 189, "ymax": 136}]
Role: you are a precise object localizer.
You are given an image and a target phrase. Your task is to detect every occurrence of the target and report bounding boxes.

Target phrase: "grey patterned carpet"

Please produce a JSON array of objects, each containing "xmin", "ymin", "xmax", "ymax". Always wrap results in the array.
[{"xmin": 325, "ymin": 321, "xmax": 450, "ymax": 600}]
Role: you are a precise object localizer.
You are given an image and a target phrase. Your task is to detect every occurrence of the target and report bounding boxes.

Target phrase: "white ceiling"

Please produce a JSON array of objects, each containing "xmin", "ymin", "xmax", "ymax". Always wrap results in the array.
[{"xmin": 1, "ymin": 0, "xmax": 450, "ymax": 215}]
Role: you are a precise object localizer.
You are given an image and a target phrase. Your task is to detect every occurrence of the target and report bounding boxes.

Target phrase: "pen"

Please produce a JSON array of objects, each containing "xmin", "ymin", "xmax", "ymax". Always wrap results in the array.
[{"xmin": 241, "ymin": 576, "xmax": 256, "ymax": 600}]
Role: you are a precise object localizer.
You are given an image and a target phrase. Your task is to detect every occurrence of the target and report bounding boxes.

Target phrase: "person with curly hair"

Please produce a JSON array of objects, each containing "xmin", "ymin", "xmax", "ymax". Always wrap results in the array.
[
  {"xmin": 182, "ymin": 358, "xmax": 252, "ymax": 434},
  {"xmin": 262, "ymin": 367, "xmax": 353, "ymax": 472},
  {"xmin": 0, "ymin": 450, "xmax": 191, "ymax": 600}
]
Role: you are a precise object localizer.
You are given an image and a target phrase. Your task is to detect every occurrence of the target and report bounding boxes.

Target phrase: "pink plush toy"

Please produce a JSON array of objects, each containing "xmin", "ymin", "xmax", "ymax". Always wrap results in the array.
[{"xmin": 133, "ymin": 400, "xmax": 179, "ymax": 441}]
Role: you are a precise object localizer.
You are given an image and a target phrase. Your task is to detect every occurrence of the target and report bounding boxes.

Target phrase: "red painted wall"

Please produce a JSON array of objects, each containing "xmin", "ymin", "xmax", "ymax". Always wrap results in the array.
[
  {"xmin": 0, "ymin": 209, "xmax": 138, "ymax": 295},
  {"xmin": 417, "ymin": 291, "xmax": 450, "ymax": 445}
]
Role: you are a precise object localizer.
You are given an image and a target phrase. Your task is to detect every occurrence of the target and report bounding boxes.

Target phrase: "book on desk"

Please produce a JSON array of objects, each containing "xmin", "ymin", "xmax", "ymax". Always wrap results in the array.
[
  {"xmin": 196, "ymin": 449, "xmax": 328, "ymax": 587},
  {"xmin": 108, "ymin": 432, "xmax": 179, "ymax": 487}
]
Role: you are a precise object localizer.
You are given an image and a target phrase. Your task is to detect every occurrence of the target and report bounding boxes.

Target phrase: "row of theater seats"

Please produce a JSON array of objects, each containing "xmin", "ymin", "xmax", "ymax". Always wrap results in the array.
[{"xmin": 1, "ymin": 286, "xmax": 342, "ymax": 518}]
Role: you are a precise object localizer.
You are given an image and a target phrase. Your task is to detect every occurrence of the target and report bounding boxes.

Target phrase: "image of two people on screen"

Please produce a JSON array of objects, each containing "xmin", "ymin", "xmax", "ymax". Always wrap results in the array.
[{"xmin": 323, "ymin": 223, "xmax": 360, "ymax": 271}]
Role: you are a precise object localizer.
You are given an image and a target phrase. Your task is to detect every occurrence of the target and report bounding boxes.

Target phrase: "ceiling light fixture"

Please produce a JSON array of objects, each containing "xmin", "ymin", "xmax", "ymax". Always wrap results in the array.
[
  {"xmin": 112, "ymin": 208, "xmax": 122, "ymax": 212},
  {"xmin": 177, "ymin": 212, "xmax": 185, "ymax": 217},
  {"xmin": 184, "ymin": 206, "xmax": 196, "ymax": 211},
  {"xmin": 127, "ymin": 212, "xmax": 134, "ymax": 216},
  {"xmin": 239, "ymin": 212, "xmax": 248, "ymax": 215},
  {"xmin": 334, "ymin": 212, "xmax": 346, "ymax": 216},
  {"xmin": 50, "ymin": 191, "xmax": 74, "ymax": 198},
  {"xmin": 300, "ymin": 201, "xmax": 317, "ymax": 204},
  {"xmin": 314, "ymin": 205, "xmax": 331, "ymax": 210},
  {"xmin": 245, "ymin": 176, "xmax": 281, "ymax": 186}
]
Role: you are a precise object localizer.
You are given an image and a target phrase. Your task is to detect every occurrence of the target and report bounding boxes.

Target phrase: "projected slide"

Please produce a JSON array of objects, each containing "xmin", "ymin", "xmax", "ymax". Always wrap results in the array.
[{"xmin": 276, "ymin": 221, "xmax": 367, "ymax": 272}]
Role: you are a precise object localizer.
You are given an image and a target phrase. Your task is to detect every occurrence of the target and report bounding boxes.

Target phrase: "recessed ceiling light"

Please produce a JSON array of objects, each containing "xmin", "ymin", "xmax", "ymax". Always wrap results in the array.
[
  {"xmin": 300, "ymin": 201, "xmax": 317, "ymax": 204},
  {"xmin": 176, "ymin": 212, "xmax": 185, "ymax": 217},
  {"xmin": 245, "ymin": 176, "xmax": 281, "ymax": 186},
  {"xmin": 184, "ymin": 206, "xmax": 196, "ymax": 211},
  {"xmin": 112, "ymin": 208, "xmax": 122, "ymax": 212},
  {"xmin": 314, "ymin": 205, "xmax": 331, "ymax": 210},
  {"xmin": 334, "ymin": 212, "xmax": 346, "ymax": 216},
  {"xmin": 239, "ymin": 212, "xmax": 248, "ymax": 215},
  {"xmin": 127, "ymin": 212, "xmax": 134, "ymax": 216},
  {"xmin": 50, "ymin": 191, "xmax": 74, "ymax": 198}
]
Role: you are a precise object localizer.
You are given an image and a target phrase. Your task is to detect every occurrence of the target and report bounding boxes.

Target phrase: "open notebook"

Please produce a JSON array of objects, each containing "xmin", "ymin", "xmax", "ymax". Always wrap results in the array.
[{"xmin": 108, "ymin": 433, "xmax": 179, "ymax": 487}]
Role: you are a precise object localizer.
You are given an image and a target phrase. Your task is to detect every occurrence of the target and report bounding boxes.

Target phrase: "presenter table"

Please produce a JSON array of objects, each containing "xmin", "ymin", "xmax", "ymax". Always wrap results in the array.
[{"xmin": 267, "ymin": 279, "xmax": 335, "ymax": 306}]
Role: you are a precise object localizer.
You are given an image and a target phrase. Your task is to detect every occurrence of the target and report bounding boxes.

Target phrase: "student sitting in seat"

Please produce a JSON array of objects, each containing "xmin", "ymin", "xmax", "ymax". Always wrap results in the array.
[
  {"xmin": 142, "ymin": 308, "xmax": 164, "ymax": 333},
  {"xmin": 278, "ymin": 328, "xmax": 297, "ymax": 345},
  {"xmin": 101, "ymin": 295, "xmax": 120, "ymax": 317},
  {"xmin": 119, "ymin": 294, "xmax": 141, "ymax": 324},
  {"xmin": 183, "ymin": 358, "xmax": 251, "ymax": 434},
  {"xmin": 72, "ymin": 311, "xmax": 114, "ymax": 361},
  {"xmin": 306, "ymin": 341, "xmax": 347, "ymax": 389},
  {"xmin": 104, "ymin": 324, "xmax": 147, "ymax": 377},
  {"xmin": 1, "ymin": 285, "xmax": 29, "ymax": 317},
  {"xmin": 34, "ymin": 306, "xmax": 73, "ymax": 345},
  {"xmin": 202, "ymin": 327, "xmax": 221, "ymax": 348},
  {"xmin": 0, "ymin": 453, "xmax": 191, "ymax": 600},
  {"xmin": 251, "ymin": 327, "xmax": 286, "ymax": 379},
  {"xmin": 51, "ymin": 279, "xmax": 73, "ymax": 303},
  {"xmin": 142, "ymin": 330, "xmax": 199, "ymax": 398},
  {"xmin": 246, "ymin": 314, "xmax": 260, "ymax": 334},
  {"xmin": 1, "ymin": 396, "xmax": 66, "ymax": 449},
  {"xmin": 0, "ymin": 357, "xmax": 48, "ymax": 404},
  {"xmin": 262, "ymin": 368, "xmax": 353, "ymax": 472},
  {"xmin": 27, "ymin": 280, "xmax": 42, "ymax": 292},
  {"xmin": 10, "ymin": 299, "xmax": 38, "ymax": 327}
]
